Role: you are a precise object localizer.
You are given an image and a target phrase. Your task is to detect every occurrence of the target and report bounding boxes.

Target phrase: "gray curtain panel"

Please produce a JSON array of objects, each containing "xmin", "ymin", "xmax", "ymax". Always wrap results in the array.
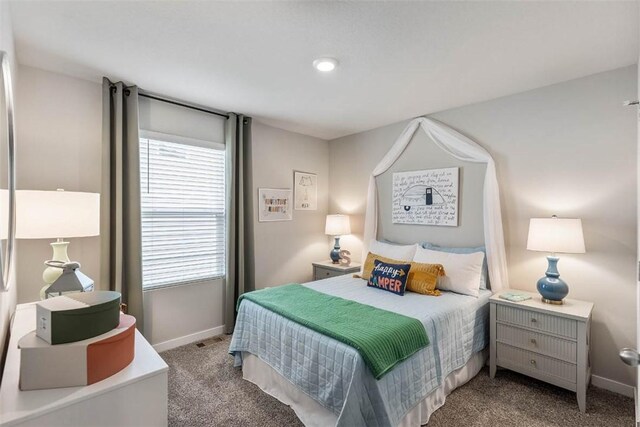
[
  {"xmin": 100, "ymin": 78, "xmax": 145, "ymax": 335},
  {"xmin": 224, "ymin": 113, "xmax": 254, "ymax": 334}
]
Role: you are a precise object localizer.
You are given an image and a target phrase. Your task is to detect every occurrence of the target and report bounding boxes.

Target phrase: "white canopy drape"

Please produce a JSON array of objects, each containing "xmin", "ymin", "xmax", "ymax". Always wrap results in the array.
[{"xmin": 362, "ymin": 117, "xmax": 509, "ymax": 292}]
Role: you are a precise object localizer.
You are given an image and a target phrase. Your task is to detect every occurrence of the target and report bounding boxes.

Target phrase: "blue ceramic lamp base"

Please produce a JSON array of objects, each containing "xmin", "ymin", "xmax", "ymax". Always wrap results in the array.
[
  {"xmin": 536, "ymin": 255, "xmax": 569, "ymax": 305},
  {"xmin": 330, "ymin": 237, "xmax": 341, "ymax": 264}
]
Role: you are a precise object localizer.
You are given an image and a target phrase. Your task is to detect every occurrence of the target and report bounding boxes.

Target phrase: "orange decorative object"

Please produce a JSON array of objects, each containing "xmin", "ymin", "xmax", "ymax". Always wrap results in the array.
[
  {"xmin": 87, "ymin": 314, "xmax": 136, "ymax": 384},
  {"xmin": 18, "ymin": 313, "xmax": 136, "ymax": 390}
]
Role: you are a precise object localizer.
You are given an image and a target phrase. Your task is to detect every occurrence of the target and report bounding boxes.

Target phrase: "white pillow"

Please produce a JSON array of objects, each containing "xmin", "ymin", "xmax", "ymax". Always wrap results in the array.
[
  {"xmin": 413, "ymin": 247, "xmax": 485, "ymax": 297},
  {"xmin": 368, "ymin": 240, "xmax": 417, "ymax": 261}
]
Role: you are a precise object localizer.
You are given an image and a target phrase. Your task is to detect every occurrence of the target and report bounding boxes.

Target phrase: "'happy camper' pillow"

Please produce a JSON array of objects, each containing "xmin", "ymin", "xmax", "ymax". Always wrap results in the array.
[{"xmin": 367, "ymin": 259, "xmax": 411, "ymax": 296}]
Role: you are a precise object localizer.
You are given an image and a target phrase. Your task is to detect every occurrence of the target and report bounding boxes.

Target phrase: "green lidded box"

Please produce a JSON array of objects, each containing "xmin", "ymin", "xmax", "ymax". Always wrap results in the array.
[{"xmin": 36, "ymin": 291, "xmax": 122, "ymax": 345}]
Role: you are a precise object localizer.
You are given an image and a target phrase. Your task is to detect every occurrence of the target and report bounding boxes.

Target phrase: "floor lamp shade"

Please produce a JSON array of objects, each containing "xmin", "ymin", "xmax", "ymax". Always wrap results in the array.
[{"xmin": 526, "ymin": 216, "xmax": 585, "ymax": 304}]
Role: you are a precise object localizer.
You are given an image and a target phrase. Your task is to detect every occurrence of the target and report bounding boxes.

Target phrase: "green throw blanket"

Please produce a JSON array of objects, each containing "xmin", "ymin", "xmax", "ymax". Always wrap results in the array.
[{"xmin": 237, "ymin": 284, "xmax": 429, "ymax": 379}]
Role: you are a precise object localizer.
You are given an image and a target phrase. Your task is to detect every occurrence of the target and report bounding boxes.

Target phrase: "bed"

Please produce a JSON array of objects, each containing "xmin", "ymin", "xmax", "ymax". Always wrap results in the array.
[
  {"xmin": 228, "ymin": 118, "xmax": 509, "ymax": 426},
  {"xmin": 229, "ymin": 274, "xmax": 491, "ymax": 427}
]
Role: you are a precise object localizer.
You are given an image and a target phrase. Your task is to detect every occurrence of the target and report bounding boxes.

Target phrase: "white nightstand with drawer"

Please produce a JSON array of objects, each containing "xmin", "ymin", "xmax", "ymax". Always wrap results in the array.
[
  {"xmin": 490, "ymin": 290, "xmax": 593, "ymax": 413},
  {"xmin": 312, "ymin": 260, "xmax": 361, "ymax": 281}
]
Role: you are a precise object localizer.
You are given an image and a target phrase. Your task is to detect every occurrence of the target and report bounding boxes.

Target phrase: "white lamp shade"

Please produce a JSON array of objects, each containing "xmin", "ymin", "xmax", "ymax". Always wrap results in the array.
[
  {"xmin": 16, "ymin": 190, "xmax": 100, "ymax": 239},
  {"xmin": 325, "ymin": 214, "xmax": 351, "ymax": 236},
  {"xmin": 527, "ymin": 217, "xmax": 585, "ymax": 254}
]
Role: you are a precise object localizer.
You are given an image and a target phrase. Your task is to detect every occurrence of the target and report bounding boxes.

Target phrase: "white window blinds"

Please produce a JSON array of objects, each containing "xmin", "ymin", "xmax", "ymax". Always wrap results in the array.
[{"xmin": 140, "ymin": 137, "xmax": 225, "ymax": 289}]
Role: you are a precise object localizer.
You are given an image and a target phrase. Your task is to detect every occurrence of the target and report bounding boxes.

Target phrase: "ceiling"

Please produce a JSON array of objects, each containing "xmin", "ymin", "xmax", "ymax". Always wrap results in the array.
[{"xmin": 9, "ymin": 1, "xmax": 639, "ymax": 140}]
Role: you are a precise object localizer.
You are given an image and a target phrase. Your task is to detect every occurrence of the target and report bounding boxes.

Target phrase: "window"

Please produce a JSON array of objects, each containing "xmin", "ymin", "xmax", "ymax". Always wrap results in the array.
[{"xmin": 140, "ymin": 135, "xmax": 225, "ymax": 289}]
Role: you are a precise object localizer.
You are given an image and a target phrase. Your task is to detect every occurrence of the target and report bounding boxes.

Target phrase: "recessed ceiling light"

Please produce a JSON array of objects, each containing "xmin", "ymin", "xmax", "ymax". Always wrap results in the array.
[{"xmin": 313, "ymin": 58, "xmax": 338, "ymax": 72}]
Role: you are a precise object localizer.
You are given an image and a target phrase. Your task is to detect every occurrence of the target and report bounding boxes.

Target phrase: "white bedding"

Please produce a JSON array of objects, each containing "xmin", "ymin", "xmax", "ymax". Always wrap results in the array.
[{"xmin": 229, "ymin": 275, "xmax": 490, "ymax": 427}]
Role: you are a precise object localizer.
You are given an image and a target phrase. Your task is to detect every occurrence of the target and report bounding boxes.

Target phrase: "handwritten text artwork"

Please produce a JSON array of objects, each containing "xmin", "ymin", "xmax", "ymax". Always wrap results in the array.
[{"xmin": 392, "ymin": 168, "xmax": 459, "ymax": 226}]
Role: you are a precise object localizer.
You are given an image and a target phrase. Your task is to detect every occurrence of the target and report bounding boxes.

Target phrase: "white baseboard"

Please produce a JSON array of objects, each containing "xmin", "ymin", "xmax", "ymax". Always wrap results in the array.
[
  {"xmin": 152, "ymin": 325, "xmax": 225, "ymax": 353},
  {"xmin": 591, "ymin": 374, "xmax": 635, "ymax": 398}
]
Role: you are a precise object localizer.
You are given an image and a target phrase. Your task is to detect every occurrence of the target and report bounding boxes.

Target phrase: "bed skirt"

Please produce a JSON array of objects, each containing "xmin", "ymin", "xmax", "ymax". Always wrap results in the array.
[{"xmin": 241, "ymin": 348, "xmax": 488, "ymax": 427}]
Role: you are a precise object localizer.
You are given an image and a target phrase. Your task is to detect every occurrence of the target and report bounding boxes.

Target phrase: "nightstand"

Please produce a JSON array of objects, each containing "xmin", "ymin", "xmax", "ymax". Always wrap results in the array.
[
  {"xmin": 490, "ymin": 290, "xmax": 593, "ymax": 413},
  {"xmin": 312, "ymin": 260, "xmax": 361, "ymax": 281}
]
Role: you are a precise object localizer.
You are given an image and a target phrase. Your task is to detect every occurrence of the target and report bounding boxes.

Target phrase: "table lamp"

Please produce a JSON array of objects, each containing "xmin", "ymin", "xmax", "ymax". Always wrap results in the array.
[
  {"xmin": 526, "ymin": 215, "xmax": 585, "ymax": 304},
  {"xmin": 325, "ymin": 214, "xmax": 351, "ymax": 264},
  {"xmin": 16, "ymin": 189, "xmax": 100, "ymax": 298}
]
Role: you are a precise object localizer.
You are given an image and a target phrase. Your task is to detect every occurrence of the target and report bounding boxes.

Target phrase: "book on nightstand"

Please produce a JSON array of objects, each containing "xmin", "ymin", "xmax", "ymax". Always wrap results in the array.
[{"xmin": 499, "ymin": 291, "xmax": 532, "ymax": 302}]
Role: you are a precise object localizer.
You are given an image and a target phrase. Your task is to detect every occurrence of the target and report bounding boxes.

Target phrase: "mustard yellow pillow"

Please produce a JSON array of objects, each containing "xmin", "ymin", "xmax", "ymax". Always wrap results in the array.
[
  {"xmin": 406, "ymin": 262, "xmax": 445, "ymax": 296},
  {"xmin": 357, "ymin": 252, "xmax": 406, "ymax": 280}
]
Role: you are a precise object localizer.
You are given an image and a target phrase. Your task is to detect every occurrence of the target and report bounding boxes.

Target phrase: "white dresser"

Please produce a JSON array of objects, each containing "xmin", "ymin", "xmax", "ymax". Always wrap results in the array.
[
  {"xmin": 0, "ymin": 303, "xmax": 169, "ymax": 426},
  {"xmin": 489, "ymin": 291, "xmax": 593, "ymax": 413}
]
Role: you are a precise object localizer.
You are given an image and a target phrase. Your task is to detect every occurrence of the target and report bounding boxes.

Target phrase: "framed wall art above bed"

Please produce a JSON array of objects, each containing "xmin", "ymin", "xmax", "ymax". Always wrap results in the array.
[{"xmin": 392, "ymin": 167, "xmax": 459, "ymax": 226}]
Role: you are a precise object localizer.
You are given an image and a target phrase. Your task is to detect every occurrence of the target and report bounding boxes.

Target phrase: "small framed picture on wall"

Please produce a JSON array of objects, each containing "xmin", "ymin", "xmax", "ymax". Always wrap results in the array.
[
  {"xmin": 294, "ymin": 171, "xmax": 317, "ymax": 211},
  {"xmin": 258, "ymin": 188, "xmax": 293, "ymax": 222}
]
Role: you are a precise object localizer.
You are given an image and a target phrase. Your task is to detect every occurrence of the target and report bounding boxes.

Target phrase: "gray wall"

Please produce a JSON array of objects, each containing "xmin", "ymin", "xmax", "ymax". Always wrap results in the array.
[
  {"xmin": 329, "ymin": 65, "xmax": 637, "ymax": 387},
  {"xmin": 251, "ymin": 121, "xmax": 329, "ymax": 288}
]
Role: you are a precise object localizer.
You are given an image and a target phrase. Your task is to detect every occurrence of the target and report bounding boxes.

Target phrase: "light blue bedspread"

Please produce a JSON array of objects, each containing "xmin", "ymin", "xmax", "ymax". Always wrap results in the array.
[{"xmin": 229, "ymin": 275, "xmax": 490, "ymax": 427}]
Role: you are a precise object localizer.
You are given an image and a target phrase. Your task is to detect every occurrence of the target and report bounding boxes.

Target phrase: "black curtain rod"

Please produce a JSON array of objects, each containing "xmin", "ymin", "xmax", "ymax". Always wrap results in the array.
[{"xmin": 138, "ymin": 92, "xmax": 230, "ymax": 119}]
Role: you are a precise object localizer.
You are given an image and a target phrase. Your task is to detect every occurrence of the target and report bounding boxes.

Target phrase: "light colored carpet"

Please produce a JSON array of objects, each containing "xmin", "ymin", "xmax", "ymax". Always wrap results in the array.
[{"xmin": 161, "ymin": 335, "xmax": 634, "ymax": 427}]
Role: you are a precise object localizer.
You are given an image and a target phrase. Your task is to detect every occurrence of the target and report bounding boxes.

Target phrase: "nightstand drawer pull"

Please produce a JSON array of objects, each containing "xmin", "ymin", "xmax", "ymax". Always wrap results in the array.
[
  {"xmin": 530, "ymin": 338, "xmax": 537, "ymax": 346},
  {"xmin": 496, "ymin": 305, "xmax": 577, "ymax": 339},
  {"xmin": 530, "ymin": 359, "xmax": 536, "ymax": 366}
]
